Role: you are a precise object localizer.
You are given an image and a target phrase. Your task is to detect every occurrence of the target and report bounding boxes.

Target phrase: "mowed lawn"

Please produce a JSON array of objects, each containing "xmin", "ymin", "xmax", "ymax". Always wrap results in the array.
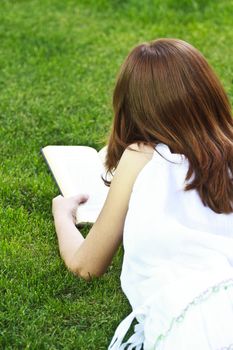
[{"xmin": 1, "ymin": 0, "xmax": 233, "ymax": 349}]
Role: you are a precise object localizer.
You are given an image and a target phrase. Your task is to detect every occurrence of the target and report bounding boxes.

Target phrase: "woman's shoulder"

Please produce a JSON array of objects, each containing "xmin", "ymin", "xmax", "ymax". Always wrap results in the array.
[
  {"xmin": 127, "ymin": 142, "xmax": 155, "ymax": 153},
  {"xmin": 125, "ymin": 142, "xmax": 154, "ymax": 161},
  {"xmin": 114, "ymin": 142, "xmax": 154, "ymax": 189}
]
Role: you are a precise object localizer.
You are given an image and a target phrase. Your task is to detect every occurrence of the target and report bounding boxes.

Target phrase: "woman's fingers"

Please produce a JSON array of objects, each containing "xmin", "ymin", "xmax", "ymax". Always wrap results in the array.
[{"xmin": 52, "ymin": 194, "xmax": 89, "ymax": 220}]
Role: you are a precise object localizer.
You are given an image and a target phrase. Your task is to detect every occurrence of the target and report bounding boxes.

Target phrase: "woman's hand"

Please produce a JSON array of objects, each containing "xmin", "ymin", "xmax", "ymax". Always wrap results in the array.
[
  {"xmin": 52, "ymin": 194, "xmax": 89, "ymax": 223},
  {"xmin": 51, "ymin": 194, "xmax": 89, "ymax": 272}
]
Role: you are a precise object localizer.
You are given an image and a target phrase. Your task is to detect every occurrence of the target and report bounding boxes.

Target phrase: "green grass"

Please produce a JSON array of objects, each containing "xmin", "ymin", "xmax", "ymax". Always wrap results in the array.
[{"xmin": 1, "ymin": 0, "xmax": 233, "ymax": 348}]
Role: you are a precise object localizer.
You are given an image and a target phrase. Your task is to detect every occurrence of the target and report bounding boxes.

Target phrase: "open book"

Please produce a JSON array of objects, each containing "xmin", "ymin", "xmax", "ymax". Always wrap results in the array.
[{"xmin": 41, "ymin": 145, "xmax": 110, "ymax": 225}]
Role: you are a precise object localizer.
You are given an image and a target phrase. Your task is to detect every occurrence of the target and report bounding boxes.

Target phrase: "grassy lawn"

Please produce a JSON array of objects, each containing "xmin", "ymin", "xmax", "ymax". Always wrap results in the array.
[{"xmin": 1, "ymin": 0, "xmax": 233, "ymax": 349}]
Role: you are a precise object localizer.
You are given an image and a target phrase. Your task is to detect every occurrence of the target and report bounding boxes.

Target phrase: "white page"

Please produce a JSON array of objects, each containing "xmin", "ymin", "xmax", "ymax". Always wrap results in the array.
[{"xmin": 42, "ymin": 145, "xmax": 109, "ymax": 224}]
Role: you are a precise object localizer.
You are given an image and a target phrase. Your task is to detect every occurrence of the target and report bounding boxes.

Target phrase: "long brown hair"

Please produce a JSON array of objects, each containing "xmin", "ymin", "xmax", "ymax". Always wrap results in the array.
[{"xmin": 105, "ymin": 38, "xmax": 233, "ymax": 214}]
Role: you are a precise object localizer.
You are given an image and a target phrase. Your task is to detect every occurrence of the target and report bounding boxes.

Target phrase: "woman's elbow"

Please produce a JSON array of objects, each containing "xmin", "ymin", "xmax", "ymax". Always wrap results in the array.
[{"xmin": 67, "ymin": 260, "xmax": 105, "ymax": 281}]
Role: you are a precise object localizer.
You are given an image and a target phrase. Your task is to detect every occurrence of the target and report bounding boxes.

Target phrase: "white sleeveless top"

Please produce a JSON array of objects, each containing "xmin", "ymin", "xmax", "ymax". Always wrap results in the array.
[{"xmin": 109, "ymin": 143, "xmax": 233, "ymax": 350}]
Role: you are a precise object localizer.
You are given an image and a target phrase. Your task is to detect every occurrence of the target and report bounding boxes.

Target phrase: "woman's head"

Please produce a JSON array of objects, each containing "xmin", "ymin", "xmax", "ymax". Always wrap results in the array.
[{"xmin": 105, "ymin": 38, "xmax": 233, "ymax": 214}]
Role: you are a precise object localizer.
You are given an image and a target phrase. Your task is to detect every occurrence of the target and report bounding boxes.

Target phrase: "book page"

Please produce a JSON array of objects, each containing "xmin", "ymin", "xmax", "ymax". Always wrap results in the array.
[
  {"xmin": 98, "ymin": 145, "xmax": 108, "ymax": 165},
  {"xmin": 98, "ymin": 145, "xmax": 114, "ymax": 183},
  {"xmin": 42, "ymin": 145, "xmax": 109, "ymax": 224}
]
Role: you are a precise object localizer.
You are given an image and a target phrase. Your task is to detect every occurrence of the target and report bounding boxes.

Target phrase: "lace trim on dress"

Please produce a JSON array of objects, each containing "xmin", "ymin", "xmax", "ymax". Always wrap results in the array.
[
  {"xmin": 109, "ymin": 278, "xmax": 233, "ymax": 350},
  {"xmin": 154, "ymin": 278, "xmax": 233, "ymax": 349},
  {"xmin": 217, "ymin": 345, "xmax": 233, "ymax": 350}
]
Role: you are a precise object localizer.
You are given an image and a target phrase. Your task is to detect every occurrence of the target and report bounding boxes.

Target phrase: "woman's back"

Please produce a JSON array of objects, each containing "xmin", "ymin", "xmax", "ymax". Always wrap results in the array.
[
  {"xmin": 51, "ymin": 37, "xmax": 233, "ymax": 350},
  {"xmin": 109, "ymin": 143, "xmax": 233, "ymax": 349}
]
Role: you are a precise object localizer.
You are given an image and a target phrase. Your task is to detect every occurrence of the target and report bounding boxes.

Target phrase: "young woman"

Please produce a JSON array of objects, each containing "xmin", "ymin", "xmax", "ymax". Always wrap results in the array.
[{"xmin": 52, "ymin": 38, "xmax": 233, "ymax": 349}]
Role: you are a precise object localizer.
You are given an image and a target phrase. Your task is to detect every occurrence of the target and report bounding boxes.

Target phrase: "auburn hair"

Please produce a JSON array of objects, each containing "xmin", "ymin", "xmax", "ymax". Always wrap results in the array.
[{"xmin": 105, "ymin": 38, "xmax": 233, "ymax": 214}]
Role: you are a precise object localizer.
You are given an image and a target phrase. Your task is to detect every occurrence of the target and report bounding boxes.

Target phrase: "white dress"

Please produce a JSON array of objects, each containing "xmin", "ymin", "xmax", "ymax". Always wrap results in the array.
[{"xmin": 108, "ymin": 143, "xmax": 233, "ymax": 350}]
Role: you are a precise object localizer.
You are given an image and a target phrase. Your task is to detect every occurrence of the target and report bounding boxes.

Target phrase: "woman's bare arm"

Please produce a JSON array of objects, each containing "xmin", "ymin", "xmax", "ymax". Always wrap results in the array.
[{"xmin": 52, "ymin": 143, "xmax": 154, "ymax": 280}]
